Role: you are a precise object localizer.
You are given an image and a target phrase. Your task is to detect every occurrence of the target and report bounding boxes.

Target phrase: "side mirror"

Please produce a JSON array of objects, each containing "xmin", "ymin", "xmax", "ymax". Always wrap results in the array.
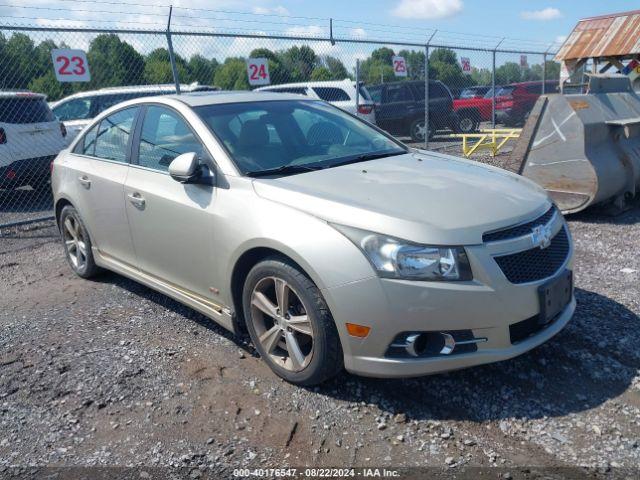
[{"xmin": 169, "ymin": 152, "xmax": 201, "ymax": 184}]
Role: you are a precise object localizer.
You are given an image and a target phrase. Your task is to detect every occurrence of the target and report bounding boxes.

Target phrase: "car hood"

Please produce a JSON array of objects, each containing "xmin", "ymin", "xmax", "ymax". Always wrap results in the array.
[{"xmin": 252, "ymin": 151, "xmax": 551, "ymax": 245}]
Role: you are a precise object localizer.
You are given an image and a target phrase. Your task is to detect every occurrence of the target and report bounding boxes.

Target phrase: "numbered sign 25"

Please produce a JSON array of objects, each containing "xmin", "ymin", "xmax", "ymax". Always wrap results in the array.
[
  {"xmin": 51, "ymin": 49, "xmax": 91, "ymax": 82},
  {"xmin": 392, "ymin": 56, "xmax": 407, "ymax": 77},
  {"xmin": 246, "ymin": 58, "xmax": 270, "ymax": 86}
]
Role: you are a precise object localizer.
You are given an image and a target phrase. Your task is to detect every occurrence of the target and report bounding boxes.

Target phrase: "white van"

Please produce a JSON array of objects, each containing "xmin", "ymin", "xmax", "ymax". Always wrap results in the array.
[
  {"xmin": 0, "ymin": 91, "xmax": 67, "ymax": 191},
  {"xmin": 255, "ymin": 80, "xmax": 376, "ymax": 124},
  {"xmin": 50, "ymin": 83, "xmax": 218, "ymax": 139}
]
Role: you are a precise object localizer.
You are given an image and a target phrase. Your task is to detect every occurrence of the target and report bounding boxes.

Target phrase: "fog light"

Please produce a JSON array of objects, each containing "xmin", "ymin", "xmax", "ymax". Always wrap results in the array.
[{"xmin": 346, "ymin": 323, "xmax": 370, "ymax": 338}]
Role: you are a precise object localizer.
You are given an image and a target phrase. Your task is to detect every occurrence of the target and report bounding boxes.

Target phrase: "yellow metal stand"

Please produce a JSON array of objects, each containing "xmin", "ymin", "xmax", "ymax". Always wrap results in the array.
[{"xmin": 450, "ymin": 128, "xmax": 522, "ymax": 157}]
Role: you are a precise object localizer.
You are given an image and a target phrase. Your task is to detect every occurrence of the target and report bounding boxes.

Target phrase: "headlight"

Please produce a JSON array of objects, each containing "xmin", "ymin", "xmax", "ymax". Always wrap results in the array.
[{"xmin": 333, "ymin": 224, "xmax": 472, "ymax": 281}]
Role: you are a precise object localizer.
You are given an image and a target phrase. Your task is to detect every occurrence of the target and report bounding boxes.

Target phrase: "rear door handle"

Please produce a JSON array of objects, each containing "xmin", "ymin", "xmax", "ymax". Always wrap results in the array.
[
  {"xmin": 78, "ymin": 176, "xmax": 91, "ymax": 188},
  {"xmin": 127, "ymin": 192, "xmax": 146, "ymax": 208}
]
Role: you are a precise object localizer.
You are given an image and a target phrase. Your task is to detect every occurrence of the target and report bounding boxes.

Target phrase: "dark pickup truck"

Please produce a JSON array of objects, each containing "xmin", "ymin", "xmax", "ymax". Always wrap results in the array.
[{"xmin": 367, "ymin": 80, "xmax": 457, "ymax": 142}]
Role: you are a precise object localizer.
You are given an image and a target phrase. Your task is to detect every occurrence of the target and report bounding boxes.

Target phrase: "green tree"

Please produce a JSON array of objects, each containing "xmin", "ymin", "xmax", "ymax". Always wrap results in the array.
[
  {"xmin": 398, "ymin": 49, "xmax": 425, "ymax": 80},
  {"xmin": 3, "ymin": 33, "xmax": 36, "ymax": 89},
  {"xmin": 310, "ymin": 67, "xmax": 332, "ymax": 81},
  {"xmin": 249, "ymin": 48, "xmax": 287, "ymax": 84},
  {"xmin": 143, "ymin": 48, "xmax": 188, "ymax": 85},
  {"xmin": 322, "ymin": 56, "xmax": 349, "ymax": 80},
  {"xmin": 279, "ymin": 45, "xmax": 318, "ymax": 82},
  {"xmin": 495, "ymin": 62, "xmax": 523, "ymax": 85},
  {"xmin": 214, "ymin": 57, "xmax": 249, "ymax": 90},
  {"xmin": 28, "ymin": 70, "xmax": 72, "ymax": 101},
  {"xmin": 359, "ymin": 47, "xmax": 397, "ymax": 85},
  {"xmin": 187, "ymin": 54, "xmax": 218, "ymax": 85},
  {"xmin": 86, "ymin": 34, "xmax": 145, "ymax": 89},
  {"xmin": 428, "ymin": 48, "xmax": 472, "ymax": 90}
]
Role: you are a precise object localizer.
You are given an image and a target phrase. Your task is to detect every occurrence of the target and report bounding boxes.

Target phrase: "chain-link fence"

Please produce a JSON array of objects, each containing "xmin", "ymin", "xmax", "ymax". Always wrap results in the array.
[{"xmin": 0, "ymin": 22, "xmax": 558, "ymax": 227}]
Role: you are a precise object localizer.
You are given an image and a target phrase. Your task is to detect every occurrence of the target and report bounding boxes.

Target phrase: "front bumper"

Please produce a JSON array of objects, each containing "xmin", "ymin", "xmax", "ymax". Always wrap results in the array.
[{"xmin": 322, "ymin": 215, "xmax": 574, "ymax": 378}]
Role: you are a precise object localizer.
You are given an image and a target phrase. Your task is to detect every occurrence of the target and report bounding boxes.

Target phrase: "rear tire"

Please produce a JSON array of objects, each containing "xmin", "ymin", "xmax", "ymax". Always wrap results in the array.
[
  {"xmin": 242, "ymin": 256, "xmax": 343, "ymax": 385},
  {"xmin": 59, "ymin": 205, "xmax": 101, "ymax": 279}
]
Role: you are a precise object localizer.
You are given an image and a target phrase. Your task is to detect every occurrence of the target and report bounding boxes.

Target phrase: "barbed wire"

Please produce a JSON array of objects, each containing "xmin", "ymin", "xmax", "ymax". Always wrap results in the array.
[{"xmin": 0, "ymin": 0, "xmax": 562, "ymax": 52}]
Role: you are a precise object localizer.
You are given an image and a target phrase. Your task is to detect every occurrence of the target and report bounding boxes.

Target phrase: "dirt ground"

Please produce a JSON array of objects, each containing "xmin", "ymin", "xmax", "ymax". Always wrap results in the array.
[{"xmin": 1, "ymin": 197, "xmax": 639, "ymax": 479}]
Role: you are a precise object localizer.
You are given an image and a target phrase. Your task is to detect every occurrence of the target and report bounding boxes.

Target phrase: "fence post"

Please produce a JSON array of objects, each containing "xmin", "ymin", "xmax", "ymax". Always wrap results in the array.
[
  {"xmin": 424, "ymin": 30, "xmax": 437, "ymax": 150},
  {"xmin": 542, "ymin": 52, "xmax": 547, "ymax": 94},
  {"xmin": 355, "ymin": 59, "xmax": 360, "ymax": 117},
  {"xmin": 166, "ymin": 6, "xmax": 181, "ymax": 94},
  {"xmin": 492, "ymin": 38, "xmax": 504, "ymax": 128}
]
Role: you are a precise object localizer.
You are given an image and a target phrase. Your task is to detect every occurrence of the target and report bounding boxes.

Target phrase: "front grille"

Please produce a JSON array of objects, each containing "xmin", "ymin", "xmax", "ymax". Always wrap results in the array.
[
  {"xmin": 494, "ymin": 227, "xmax": 569, "ymax": 284},
  {"xmin": 483, "ymin": 206, "xmax": 556, "ymax": 242}
]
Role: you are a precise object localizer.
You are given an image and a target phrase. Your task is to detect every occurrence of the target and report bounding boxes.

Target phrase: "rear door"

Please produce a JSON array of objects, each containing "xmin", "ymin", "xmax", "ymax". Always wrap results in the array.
[
  {"xmin": 376, "ymin": 83, "xmax": 414, "ymax": 134},
  {"xmin": 124, "ymin": 104, "xmax": 218, "ymax": 299},
  {"xmin": 71, "ymin": 106, "xmax": 139, "ymax": 266}
]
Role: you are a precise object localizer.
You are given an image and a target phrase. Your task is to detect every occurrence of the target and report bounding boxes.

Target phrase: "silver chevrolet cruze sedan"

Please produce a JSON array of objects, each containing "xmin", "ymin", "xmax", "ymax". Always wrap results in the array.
[{"xmin": 52, "ymin": 92, "xmax": 575, "ymax": 385}]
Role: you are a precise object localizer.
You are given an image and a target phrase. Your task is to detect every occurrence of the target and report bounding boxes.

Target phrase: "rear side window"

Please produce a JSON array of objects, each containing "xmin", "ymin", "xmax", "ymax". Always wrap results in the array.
[
  {"xmin": 312, "ymin": 87, "xmax": 350, "ymax": 102},
  {"xmin": 525, "ymin": 84, "xmax": 542, "ymax": 94},
  {"xmin": 137, "ymin": 106, "xmax": 204, "ymax": 172},
  {"xmin": 53, "ymin": 98, "xmax": 92, "ymax": 121},
  {"xmin": 367, "ymin": 86, "xmax": 382, "ymax": 103},
  {"xmin": 93, "ymin": 107, "xmax": 138, "ymax": 163},
  {"xmin": 0, "ymin": 97, "xmax": 54, "ymax": 124},
  {"xmin": 386, "ymin": 84, "xmax": 413, "ymax": 103}
]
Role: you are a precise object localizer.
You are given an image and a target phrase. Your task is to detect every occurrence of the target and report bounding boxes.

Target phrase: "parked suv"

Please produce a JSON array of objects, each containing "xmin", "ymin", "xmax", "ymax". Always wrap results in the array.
[
  {"xmin": 52, "ymin": 91, "xmax": 574, "ymax": 385},
  {"xmin": 50, "ymin": 83, "xmax": 218, "ymax": 139},
  {"xmin": 495, "ymin": 80, "xmax": 559, "ymax": 126},
  {"xmin": 367, "ymin": 80, "xmax": 456, "ymax": 142},
  {"xmin": 255, "ymin": 80, "xmax": 376, "ymax": 124},
  {"xmin": 0, "ymin": 91, "xmax": 67, "ymax": 192}
]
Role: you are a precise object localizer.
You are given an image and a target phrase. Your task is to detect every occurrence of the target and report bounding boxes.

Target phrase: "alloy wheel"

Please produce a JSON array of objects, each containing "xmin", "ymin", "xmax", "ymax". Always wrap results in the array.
[
  {"xmin": 413, "ymin": 121, "xmax": 426, "ymax": 141},
  {"xmin": 250, "ymin": 276, "xmax": 314, "ymax": 372},
  {"xmin": 459, "ymin": 117, "xmax": 475, "ymax": 132},
  {"xmin": 62, "ymin": 214, "xmax": 88, "ymax": 271}
]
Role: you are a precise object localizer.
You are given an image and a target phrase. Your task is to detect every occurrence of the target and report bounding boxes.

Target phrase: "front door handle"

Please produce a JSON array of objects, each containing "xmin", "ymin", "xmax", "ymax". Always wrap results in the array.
[
  {"xmin": 127, "ymin": 192, "xmax": 146, "ymax": 208},
  {"xmin": 78, "ymin": 175, "xmax": 91, "ymax": 188}
]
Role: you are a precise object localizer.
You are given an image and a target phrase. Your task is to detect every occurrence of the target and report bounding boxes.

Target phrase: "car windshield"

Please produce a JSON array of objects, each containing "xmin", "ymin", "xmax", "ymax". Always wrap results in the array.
[
  {"xmin": 496, "ymin": 86, "xmax": 515, "ymax": 97},
  {"xmin": 195, "ymin": 100, "xmax": 406, "ymax": 176},
  {"xmin": 459, "ymin": 89, "xmax": 478, "ymax": 99}
]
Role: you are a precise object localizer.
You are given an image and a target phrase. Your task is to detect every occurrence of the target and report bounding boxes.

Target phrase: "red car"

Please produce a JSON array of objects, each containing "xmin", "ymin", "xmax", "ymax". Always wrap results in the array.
[
  {"xmin": 495, "ymin": 80, "xmax": 559, "ymax": 126},
  {"xmin": 453, "ymin": 87, "xmax": 504, "ymax": 133},
  {"xmin": 453, "ymin": 80, "xmax": 560, "ymax": 132}
]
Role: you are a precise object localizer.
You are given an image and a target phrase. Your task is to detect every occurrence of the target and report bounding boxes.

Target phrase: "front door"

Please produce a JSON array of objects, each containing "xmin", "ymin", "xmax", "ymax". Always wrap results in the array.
[{"xmin": 124, "ymin": 105, "xmax": 218, "ymax": 300}]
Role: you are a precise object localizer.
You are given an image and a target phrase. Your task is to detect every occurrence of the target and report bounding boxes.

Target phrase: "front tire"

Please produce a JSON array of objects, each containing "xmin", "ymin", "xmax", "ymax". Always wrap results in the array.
[
  {"xmin": 456, "ymin": 112, "xmax": 479, "ymax": 133},
  {"xmin": 242, "ymin": 257, "xmax": 343, "ymax": 385},
  {"xmin": 59, "ymin": 205, "xmax": 101, "ymax": 279}
]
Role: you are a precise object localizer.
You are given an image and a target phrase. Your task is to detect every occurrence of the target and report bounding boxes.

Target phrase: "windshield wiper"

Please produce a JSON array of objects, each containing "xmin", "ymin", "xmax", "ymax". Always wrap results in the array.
[
  {"xmin": 246, "ymin": 164, "xmax": 323, "ymax": 177},
  {"xmin": 330, "ymin": 150, "xmax": 406, "ymax": 168}
]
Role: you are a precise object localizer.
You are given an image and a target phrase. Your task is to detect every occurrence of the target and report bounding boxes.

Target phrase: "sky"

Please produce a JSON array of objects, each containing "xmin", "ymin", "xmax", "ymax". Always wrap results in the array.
[{"xmin": 0, "ymin": 0, "xmax": 637, "ymax": 70}]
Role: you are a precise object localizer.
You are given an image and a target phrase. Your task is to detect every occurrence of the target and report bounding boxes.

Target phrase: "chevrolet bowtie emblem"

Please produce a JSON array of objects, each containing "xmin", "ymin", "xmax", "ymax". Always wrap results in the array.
[{"xmin": 531, "ymin": 224, "xmax": 552, "ymax": 249}]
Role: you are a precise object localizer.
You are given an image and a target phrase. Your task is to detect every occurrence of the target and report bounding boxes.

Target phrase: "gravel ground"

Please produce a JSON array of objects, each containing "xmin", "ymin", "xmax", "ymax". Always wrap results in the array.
[{"xmin": 1, "ymin": 180, "xmax": 639, "ymax": 478}]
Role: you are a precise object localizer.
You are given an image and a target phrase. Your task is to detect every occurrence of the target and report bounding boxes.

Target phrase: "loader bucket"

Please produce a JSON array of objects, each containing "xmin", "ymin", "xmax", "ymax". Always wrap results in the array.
[{"xmin": 509, "ymin": 75, "xmax": 640, "ymax": 214}]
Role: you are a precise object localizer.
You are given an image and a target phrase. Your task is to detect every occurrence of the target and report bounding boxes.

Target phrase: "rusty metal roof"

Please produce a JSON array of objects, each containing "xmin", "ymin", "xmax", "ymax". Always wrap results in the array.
[{"xmin": 555, "ymin": 9, "xmax": 640, "ymax": 61}]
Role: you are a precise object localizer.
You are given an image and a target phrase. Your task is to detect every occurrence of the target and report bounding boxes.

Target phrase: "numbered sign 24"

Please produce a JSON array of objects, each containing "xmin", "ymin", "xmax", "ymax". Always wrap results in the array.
[
  {"xmin": 246, "ymin": 58, "xmax": 270, "ymax": 86},
  {"xmin": 392, "ymin": 56, "xmax": 407, "ymax": 77},
  {"xmin": 51, "ymin": 49, "xmax": 91, "ymax": 82}
]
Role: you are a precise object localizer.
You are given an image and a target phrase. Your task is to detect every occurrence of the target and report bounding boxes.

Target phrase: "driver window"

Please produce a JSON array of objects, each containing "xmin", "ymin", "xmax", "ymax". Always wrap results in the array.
[{"xmin": 137, "ymin": 106, "xmax": 204, "ymax": 172}]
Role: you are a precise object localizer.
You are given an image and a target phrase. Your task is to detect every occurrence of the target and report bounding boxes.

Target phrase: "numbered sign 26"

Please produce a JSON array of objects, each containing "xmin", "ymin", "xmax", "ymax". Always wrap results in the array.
[
  {"xmin": 392, "ymin": 56, "xmax": 407, "ymax": 77},
  {"xmin": 51, "ymin": 49, "xmax": 91, "ymax": 82},
  {"xmin": 460, "ymin": 57, "xmax": 471, "ymax": 75},
  {"xmin": 246, "ymin": 58, "xmax": 270, "ymax": 86}
]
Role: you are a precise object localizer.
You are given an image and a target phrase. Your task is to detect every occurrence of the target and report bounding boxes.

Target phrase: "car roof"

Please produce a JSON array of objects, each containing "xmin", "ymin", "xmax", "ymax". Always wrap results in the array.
[
  {"xmin": 255, "ymin": 79, "xmax": 353, "ymax": 90},
  {"xmin": 0, "ymin": 90, "xmax": 46, "ymax": 99},
  {"xmin": 51, "ymin": 83, "xmax": 216, "ymax": 102},
  {"xmin": 167, "ymin": 91, "xmax": 314, "ymax": 107}
]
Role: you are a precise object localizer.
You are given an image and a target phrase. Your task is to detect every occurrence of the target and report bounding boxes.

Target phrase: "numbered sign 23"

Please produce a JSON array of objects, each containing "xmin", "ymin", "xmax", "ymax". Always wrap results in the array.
[
  {"xmin": 246, "ymin": 58, "xmax": 270, "ymax": 86},
  {"xmin": 51, "ymin": 49, "xmax": 91, "ymax": 82},
  {"xmin": 392, "ymin": 56, "xmax": 407, "ymax": 77}
]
